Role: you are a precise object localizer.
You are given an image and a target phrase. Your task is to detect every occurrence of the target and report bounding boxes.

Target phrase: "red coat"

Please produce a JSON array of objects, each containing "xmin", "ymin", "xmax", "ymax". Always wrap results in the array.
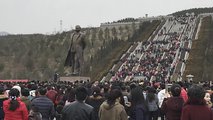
[
  {"xmin": 161, "ymin": 97, "xmax": 184, "ymax": 120},
  {"xmin": 180, "ymin": 88, "xmax": 188, "ymax": 102},
  {"xmin": 181, "ymin": 105, "xmax": 213, "ymax": 120},
  {"xmin": 3, "ymin": 98, "xmax": 28, "ymax": 120},
  {"xmin": 46, "ymin": 90, "xmax": 57, "ymax": 103}
]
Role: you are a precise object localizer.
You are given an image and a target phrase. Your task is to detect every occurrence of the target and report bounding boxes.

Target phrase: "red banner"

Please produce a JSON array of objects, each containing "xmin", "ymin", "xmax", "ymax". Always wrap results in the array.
[{"xmin": 0, "ymin": 79, "xmax": 28, "ymax": 82}]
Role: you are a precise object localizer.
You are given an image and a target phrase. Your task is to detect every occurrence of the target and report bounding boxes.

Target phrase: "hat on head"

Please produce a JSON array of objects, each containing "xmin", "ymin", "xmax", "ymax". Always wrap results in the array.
[
  {"xmin": 12, "ymin": 85, "xmax": 21, "ymax": 94},
  {"xmin": 75, "ymin": 25, "xmax": 81, "ymax": 30}
]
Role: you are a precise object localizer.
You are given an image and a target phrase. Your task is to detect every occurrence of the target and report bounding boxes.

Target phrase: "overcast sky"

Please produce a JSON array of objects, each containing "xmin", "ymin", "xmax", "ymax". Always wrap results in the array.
[{"xmin": 0, "ymin": 0, "xmax": 212, "ymax": 34}]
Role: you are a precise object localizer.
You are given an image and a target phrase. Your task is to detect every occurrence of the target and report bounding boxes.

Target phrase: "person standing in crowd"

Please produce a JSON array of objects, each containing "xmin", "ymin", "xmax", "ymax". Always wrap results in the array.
[
  {"xmin": 31, "ymin": 87, "xmax": 55, "ymax": 120},
  {"xmin": 3, "ymin": 88, "xmax": 28, "ymax": 120},
  {"xmin": 146, "ymin": 86, "xmax": 159, "ymax": 120},
  {"xmin": 63, "ymin": 87, "xmax": 75, "ymax": 106},
  {"xmin": 55, "ymin": 101, "xmax": 64, "ymax": 120},
  {"xmin": 64, "ymin": 25, "xmax": 86, "ymax": 76},
  {"xmin": 46, "ymin": 86, "xmax": 57, "ymax": 105},
  {"xmin": 28, "ymin": 105, "xmax": 42, "ymax": 120},
  {"xmin": 99, "ymin": 89, "xmax": 128, "ymax": 120},
  {"xmin": 53, "ymin": 72, "xmax": 59, "ymax": 82},
  {"xmin": 161, "ymin": 84, "xmax": 184, "ymax": 120},
  {"xmin": 158, "ymin": 83, "xmax": 169, "ymax": 120},
  {"xmin": 55, "ymin": 88, "xmax": 65, "ymax": 105},
  {"xmin": 0, "ymin": 86, "xmax": 7, "ymax": 120},
  {"xmin": 204, "ymin": 91, "xmax": 213, "ymax": 109},
  {"xmin": 86, "ymin": 86, "xmax": 105, "ymax": 120},
  {"xmin": 62, "ymin": 86, "xmax": 95, "ymax": 120},
  {"xmin": 121, "ymin": 85, "xmax": 129, "ymax": 97},
  {"xmin": 129, "ymin": 86, "xmax": 149, "ymax": 120},
  {"xmin": 181, "ymin": 85, "xmax": 213, "ymax": 120},
  {"xmin": 20, "ymin": 88, "xmax": 31, "ymax": 111},
  {"xmin": 177, "ymin": 81, "xmax": 188, "ymax": 102}
]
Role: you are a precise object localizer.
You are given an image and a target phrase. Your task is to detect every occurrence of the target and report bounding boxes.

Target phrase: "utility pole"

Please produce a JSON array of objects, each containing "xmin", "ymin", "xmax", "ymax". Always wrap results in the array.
[{"xmin": 60, "ymin": 20, "xmax": 63, "ymax": 33}]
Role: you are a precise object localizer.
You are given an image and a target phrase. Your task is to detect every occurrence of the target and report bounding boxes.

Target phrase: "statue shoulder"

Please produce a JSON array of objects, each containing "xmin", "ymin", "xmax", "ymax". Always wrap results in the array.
[
  {"xmin": 80, "ymin": 32, "xmax": 86, "ymax": 39},
  {"xmin": 80, "ymin": 32, "xmax": 86, "ymax": 36},
  {"xmin": 70, "ymin": 32, "xmax": 75, "ymax": 38}
]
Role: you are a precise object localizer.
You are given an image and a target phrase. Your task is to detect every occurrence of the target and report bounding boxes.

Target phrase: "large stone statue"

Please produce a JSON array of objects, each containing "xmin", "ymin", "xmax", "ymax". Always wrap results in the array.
[{"xmin": 64, "ymin": 25, "xmax": 86, "ymax": 75}]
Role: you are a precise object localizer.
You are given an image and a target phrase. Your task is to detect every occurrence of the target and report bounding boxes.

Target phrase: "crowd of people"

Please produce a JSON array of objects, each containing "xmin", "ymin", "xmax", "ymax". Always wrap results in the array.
[
  {"xmin": 108, "ymin": 15, "xmax": 196, "ymax": 84},
  {"xmin": 0, "ymin": 15, "xmax": 211, "ymax": 120},
  {"xmin": 0, "ymin": 80, "xmax": 212, "ymax": 120}
]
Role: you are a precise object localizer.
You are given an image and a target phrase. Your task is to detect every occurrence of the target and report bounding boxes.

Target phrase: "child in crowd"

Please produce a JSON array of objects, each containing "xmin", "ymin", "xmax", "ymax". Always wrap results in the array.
[{"xmin": 29, "ymin": 105, "xmax": 42, "ymax": 120}]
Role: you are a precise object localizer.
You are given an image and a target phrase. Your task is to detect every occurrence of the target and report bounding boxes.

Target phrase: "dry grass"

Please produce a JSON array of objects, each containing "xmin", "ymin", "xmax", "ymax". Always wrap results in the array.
[{"xmin": 183, "ymin": 16, "xmax": 213, "ymax": 82}]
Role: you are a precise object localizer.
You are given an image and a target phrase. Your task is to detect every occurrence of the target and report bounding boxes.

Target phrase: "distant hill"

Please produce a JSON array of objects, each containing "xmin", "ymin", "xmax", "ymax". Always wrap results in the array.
[
  {"xmin": 1, "ymin": 7, "xmax": 212, "ymax": 81},
  {"xmin": 172, "ymin": 7, "xmax": 213, "ymax": 16},
  {"xmin": 0, "ymin": 19, "xmax": 162, "ymax": 81},
  {"xmin": 0, "ymin": 20, "xmax": 160, "ymax": 81},
  {"xmin": 184, "ymin": 16, "xmax": 213, "ymax": 82},
  {"xmin": 0, "ymin": 32, "xmax": 10, "ymax": 36}
]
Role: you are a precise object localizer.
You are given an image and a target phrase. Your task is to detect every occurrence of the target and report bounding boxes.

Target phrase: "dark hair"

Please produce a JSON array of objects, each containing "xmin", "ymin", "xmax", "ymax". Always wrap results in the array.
[
  {"xmin": 47, "ymin": 86, "xmax": 52, "ymax": 90},
  {"xmin": 188, "ymin": 85, "xmax": 205, "ymax": 99},
  {"xmin": 66, "ymin": 87, "xmax": 75, "ymax": 102},
  {"xmin": 35, "ymin": 89, "xmax": 39, "ymax": 97},
  {"xmin": 0, "ymin": 86, "xmax": 4, "ymax": 94},
  {"xmin": 131, "ymin": 86, "xmax": 144, "ymax": 104},
  {"xmin": 130, "ymin": 83, "xmax": 137, "ymax": 90},
  {"xmin": 186, "ymin": 85, "xmax": 206, "ymax": 105},
  {"xmin": 107, "ymin": 89, "xmax": 122, "ymax": 106},
  {"xmin": 177, "ymin": 81, "xmax": 184, "ymax": 87},
  {"xmin": 38, "ymin": 87, "xmax": 47, "ymax": 95},
  {"xmin": 121, "ymin": 85, "xmax": 127, "ymax": 91},
  {"xmin": 91, "ymin": 86, "xmax": 101, "ymax": 98},
  {"xmin": 160, "ymin": 83, "xmax": 165, "ymax": 89},
  {"xmin": 21, "ymin": 88, "xmax": 30, "ymax": 97},
  {"xmin": 130, "ymin": 86, "xmax": 147, "ymax": 110},
  {"xmin": 110, "ymin": 85, "xmax": 121, "ymax": 91},
  {"xmin": 8, "ymin": 88, "xmax": 20, "ymax": 111},
  {"xmin": 103, "ymin": 85, "xmax": 109, "ymax": 93},
  {"xmin": 75, "ymin": 86, "xmax": 88, "ymax": 102},
  {"xmin": 146, "ymin": 86, "xmax": 156, "ymax": 102},
  {"xmin": 171, "ymin": 84, "xmax": 181, "ymax": 97}
]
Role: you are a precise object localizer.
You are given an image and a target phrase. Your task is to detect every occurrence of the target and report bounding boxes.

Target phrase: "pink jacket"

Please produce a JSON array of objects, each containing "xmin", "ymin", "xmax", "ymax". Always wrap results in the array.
[{"xmin": 180, "ymin": 88, "xmax": 188, "ymax": 102}]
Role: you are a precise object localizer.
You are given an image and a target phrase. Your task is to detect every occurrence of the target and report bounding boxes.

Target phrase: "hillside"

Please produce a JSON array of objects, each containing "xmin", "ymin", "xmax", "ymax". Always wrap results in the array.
[
  {"xmin": 0, "ymin": 20, "xmax": 161, "ymax": 81},
  {"xmin": 183, "ymin": 16, "xmax": 213, "ymax": 82},
  {"xmin": 172, "ymin": 7, "xmax": 213, "ymax": 16},
  {"xmin": 1, "ymin": 7, "xmax": 213, "ymax": 82}
]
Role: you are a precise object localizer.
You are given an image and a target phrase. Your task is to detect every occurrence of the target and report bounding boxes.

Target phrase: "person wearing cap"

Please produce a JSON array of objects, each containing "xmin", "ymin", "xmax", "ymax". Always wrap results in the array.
[{"xmin": 65, "ymin": 25, "xmax": 86, "ymax": 76}]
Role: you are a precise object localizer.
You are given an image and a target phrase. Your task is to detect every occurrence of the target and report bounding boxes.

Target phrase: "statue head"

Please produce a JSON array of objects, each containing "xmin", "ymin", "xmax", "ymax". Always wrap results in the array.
[{"xmin": 75, "ymin": 25, "xmax": 81, "ymax": 32}]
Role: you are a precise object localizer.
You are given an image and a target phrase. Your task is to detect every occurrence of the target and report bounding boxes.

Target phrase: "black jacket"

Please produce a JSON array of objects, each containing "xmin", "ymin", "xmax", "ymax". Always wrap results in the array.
[{"xmin": 62, "ymin": 101, "xmax": 95, "ymax": 120}]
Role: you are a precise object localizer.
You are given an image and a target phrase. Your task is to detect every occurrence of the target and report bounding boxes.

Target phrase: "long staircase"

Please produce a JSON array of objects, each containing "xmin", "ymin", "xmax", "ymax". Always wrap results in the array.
[{"xmin": 101, "ymin": 14, "xmax": 199, "ymax": 83}]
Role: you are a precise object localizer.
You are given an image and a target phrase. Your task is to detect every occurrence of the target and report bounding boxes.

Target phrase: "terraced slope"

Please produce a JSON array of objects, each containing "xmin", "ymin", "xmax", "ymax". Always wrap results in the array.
[{"xmin": 183, "ymin": 16, "xmax": 213, "ymax": 82}]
